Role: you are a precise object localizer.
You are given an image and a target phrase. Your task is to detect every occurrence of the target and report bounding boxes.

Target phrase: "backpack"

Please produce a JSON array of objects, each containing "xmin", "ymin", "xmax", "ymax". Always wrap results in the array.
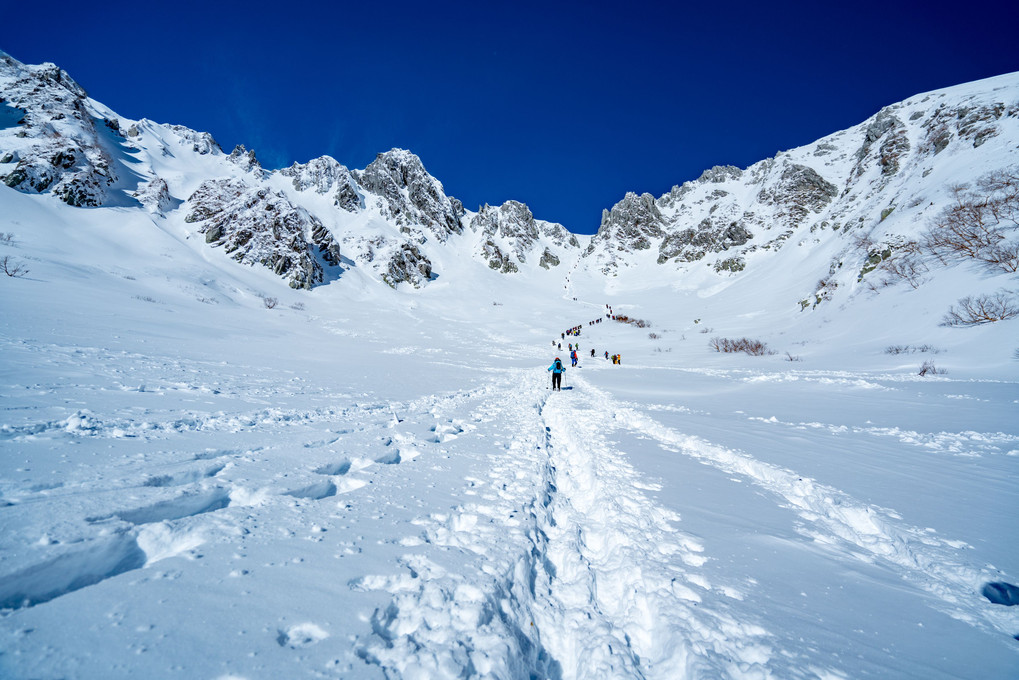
[{"xmin": 555, "ymin": 359, "xmax": 563, "ymax": 372}]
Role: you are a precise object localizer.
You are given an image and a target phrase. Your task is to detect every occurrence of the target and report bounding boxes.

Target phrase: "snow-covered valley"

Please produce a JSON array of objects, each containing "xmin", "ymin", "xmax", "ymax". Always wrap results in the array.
[{"xmin": 1, "ymin": 50, "xmax": 1018, "ymax": 678}]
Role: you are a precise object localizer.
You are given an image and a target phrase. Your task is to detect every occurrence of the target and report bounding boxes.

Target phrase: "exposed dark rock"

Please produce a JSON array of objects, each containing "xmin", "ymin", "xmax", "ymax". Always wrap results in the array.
[
  {"xmin": 184, "ymin": 179, "xmax": 339, "ymax": 289},
  {"xmin": 279, "ymin": 156, "xmax": 363, "ymax": 212},
  {"xmin": 354, "ymin": 149, "xmax": 463, "ymax": 242},
  {"xmin": 757, "ymin": 163, "xmax": 838, "ymax": 227},
  {"xmin": 382, "ymin": 242, "xmax": 434, "ymax": 287}
]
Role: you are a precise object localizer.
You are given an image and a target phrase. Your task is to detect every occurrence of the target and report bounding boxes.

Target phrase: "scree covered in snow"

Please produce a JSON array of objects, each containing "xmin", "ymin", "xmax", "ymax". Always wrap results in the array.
[{"xmin": 1, "ymin": 51, "xmax": 1018, "ymax": 679}]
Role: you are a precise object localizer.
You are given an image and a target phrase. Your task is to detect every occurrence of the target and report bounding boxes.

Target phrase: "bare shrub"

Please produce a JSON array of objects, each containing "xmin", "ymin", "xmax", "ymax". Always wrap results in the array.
[
  {"xmin": 855, "ymin": 235, "xmax": 928, "ymax": 288},
  {"xmin": 785, "ymin": 352, "xmax": 802, "ymax": 362},
  {"xmin": 942, "ymin": 289, "xmax": 1019, "ymax": 326},
  {"xmin": 919, "ymin": 360, "xmax": 947, "ymax": 376},
  {"xmin": 290, "ymin": 301, "xmax": 306, "ymax": 311},
  {"xmin": 648, "ymin": 332, "xmax": 660, "ymax": 340},
  {"xmin": 1, "ymin": 255, "xmax": 28, "ymax": 277},
  {"xmin": 0, "ymin": 232, "xmax": 14, "ymax": 245},
  {"xmin": 923, "ymin": 169, "xmax": 1019, "ymax": 273},
  {"xmin": 885, "ymin": 344, "xmax": 941, "ymax": 355},
  {"xmin": 710, "ymin": 337, "xmax": 774, "ymax": 356},
  {"xmin": 262, "ymin": 296, "xmax": 279, "ymax": 309}
]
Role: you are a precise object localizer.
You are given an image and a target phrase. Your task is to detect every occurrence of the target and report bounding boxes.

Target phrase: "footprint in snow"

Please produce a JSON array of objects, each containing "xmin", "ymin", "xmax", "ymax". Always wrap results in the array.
[
  {"xmin": 276, "ymin": 622, "xmax": 329, "ymax": 649},
  {"xmin": 87, "ymin": 488, "xmax": 231, "ymax": 525},
  {"xmin": 314, "ymin": 460, "xmax": 351, "ymax": 476},
  {"xmin": 982, "ymin": 581, "xmax": 1019, "ymax": 606},
  {"xmin": 284, "ymin": 480, "xmax": 337, "ymax": 500}
]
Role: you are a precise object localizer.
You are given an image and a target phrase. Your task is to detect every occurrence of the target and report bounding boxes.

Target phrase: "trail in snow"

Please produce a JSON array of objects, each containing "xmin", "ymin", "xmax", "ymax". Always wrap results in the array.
[
  {"xmin": 353, "ymin": 366, "xmax": 1018, "ymax": 679},
  {"xmin": 355, "ymin": 370, "xmax": 794, "ymax": 679}
]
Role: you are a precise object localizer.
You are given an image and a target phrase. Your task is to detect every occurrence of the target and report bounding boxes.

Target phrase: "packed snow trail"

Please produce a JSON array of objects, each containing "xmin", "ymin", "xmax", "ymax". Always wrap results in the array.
[
  {"xmin": 356, "ymin": 368, "xmax": 780, "ymax": 679},
  {"xmin": 535, "ymin": 381, "xmax": 774, "ymax": 679},
  {"xmin": 354, "ymin": 366, "xmax": 1018, "ymax": 679}
]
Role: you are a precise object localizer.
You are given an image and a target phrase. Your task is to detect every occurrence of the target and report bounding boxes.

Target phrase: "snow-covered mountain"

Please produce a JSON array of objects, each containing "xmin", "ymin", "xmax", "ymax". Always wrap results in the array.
[
  {"xmin": 4, "ymin": 47, "xmax": 1018, "ymax": 315},
  {"xmin": 2, "ymin": 50, "xmax": 1018, "ymax": 680}
]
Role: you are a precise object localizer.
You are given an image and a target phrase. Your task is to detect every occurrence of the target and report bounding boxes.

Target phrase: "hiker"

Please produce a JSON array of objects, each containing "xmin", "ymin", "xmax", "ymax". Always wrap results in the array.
[
  {"xmin": 548, "ymin": 357, "xmax": 565, "ymax": 391},
  {"xmin": 604, "ymin": 351, "xmax": 609, "ymax": 360},
  {"xmin": 571, "ymin": 349, "xmax": 578, "ymax": 367},
  {"xmin": 590, "ymin": 348, "xmax": 595, "ymax": 357}
]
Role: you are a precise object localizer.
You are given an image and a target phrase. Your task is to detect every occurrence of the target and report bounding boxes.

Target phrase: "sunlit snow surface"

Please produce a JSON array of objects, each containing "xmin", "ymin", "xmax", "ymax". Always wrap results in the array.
[{"xmin": 1, "ymin": 184, "xmax": 1017, "ymax": 680}]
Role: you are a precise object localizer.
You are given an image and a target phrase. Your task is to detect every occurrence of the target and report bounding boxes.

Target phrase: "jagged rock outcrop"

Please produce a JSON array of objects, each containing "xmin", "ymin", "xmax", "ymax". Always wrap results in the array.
[
  {"xmin": 341, "ymin": 235, "xmax": 433, "ymax": 288},
  {"xmin": 227, "ymin": 144, "xmax": 262, "ymax": 174},
  {"xmin": 161, "ymin": 124, "xmax": 222, "ymax": 156},
  {"xmin": 591, "ymin": 192, "xmax": 667, "ymax": 252},
  {"xmin": 0, "ymin": 52, "xmax": 115, "ymax": 206},
  {"xmin": 353, "ymin": 149, "xmax": 464, "ymax": 242},
  {"xmin": 279, "ymin": 156, "xmax": 363, "ymax": 212},
  {"xmin": 657, "ymin": 219, "xmax": 753, "ymax": 264},
  {"xmin": 538, "ymin": 248, "xmax": 561, "ymax": 269},
  {"xmin": 582, "ymin": 192, "xmax": 668, "ymax": 271},
  {"xmin": 467, "ymin": 200, "xmax": 579, "ymax": 273},
  {"xmin": 184, "ymin": 179, "xmax": 340, "ymax": 289},
  {"xmin": 756, "ymin": 163, "xmax": 838, "ymax": 228},
  {"xmin": 132, "ymin": 176, "xmax": 174, "ymax": 214},
  {"xmin": 851, "ymin": 107, "xmax": 910, "ymax": 179},
  {"xmin": 383, "ymin": 242, "xmax": 433, "ymax": 287}
]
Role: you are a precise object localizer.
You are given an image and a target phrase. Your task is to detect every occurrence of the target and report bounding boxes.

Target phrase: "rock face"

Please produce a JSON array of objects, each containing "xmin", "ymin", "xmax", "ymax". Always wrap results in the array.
[
  {"xmin": 756, "ymin": 163, "xmax": 838, "ymax": 229},
  {"xmin": 353, "ymin": 149, "xmax": 464, "ymax": 242},
  {"xmin": 583, "ymin": 192, "xmax": 668, "ymax": 271},
  {"xmin": 279, "ymin": 156, "xmax": 363, "ymax": 212},
  {"xmin": 133, "ymin": 176, "xmax": 175, "ymax": 214},
  {"xmin": 468, "ymin": 200, "xmax": 576, "ymax": 273},
  {"xmin": 382, "ymin": 242, "xmax": 433, "ymax": 287},
  {"xmin": 0, "ymin": 52, "xmax": 116, "ymax": 207},
  {"xmin": 184, "ymin": 179, "xmax": 341, "ymax": 289}
]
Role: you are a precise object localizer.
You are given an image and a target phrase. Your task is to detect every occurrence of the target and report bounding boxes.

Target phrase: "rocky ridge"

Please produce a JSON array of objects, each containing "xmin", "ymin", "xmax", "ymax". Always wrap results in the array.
[
  {"xmin": 0, "ymin": 52, "xmax": 116, "ymax": 207},
  {"xmin": 2, "ymin": 49, "xmax": 1018, "ymax": 298},
  {"xmin": 469, "ymin": 200, "xmax": 579, "ymax": 273},
  {"xmin": 584, "ymin": 76, "xmax": 1019, "ymax": 295}
]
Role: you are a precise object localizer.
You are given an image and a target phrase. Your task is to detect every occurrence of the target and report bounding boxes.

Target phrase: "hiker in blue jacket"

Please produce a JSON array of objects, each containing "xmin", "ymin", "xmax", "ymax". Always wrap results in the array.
[{"xmin": 548, "ymin": 357, "xmax": 565, "ymax": 391}]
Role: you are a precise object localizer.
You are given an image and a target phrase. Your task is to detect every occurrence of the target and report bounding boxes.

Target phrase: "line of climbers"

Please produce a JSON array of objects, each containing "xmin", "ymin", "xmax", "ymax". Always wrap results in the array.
[{"xmin": 550, "ymin": 303, "xmax": 623, "ymax": 389}]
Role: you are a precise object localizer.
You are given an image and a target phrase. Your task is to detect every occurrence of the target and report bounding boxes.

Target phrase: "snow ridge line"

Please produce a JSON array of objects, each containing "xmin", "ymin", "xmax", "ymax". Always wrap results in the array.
[
  {"xmin": 590, "ymin": 381, "xmax": 1016, "ymax": 639},
  {"xmin": 531, "ymin": 378, "xmax": 775, "ymax": 680}
]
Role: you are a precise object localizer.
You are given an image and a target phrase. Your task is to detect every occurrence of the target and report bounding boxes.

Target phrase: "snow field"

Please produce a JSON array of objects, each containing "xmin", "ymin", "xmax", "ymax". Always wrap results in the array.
[{"xmin": 2, "ymin": 174, "xmax": 1019, "ymax": 678}]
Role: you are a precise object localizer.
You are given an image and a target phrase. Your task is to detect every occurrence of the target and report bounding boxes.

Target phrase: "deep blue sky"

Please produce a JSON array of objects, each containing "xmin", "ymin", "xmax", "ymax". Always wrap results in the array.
[{"xmin": 5, "ymin": 0, "xmax": 1018, "ymax": 233}]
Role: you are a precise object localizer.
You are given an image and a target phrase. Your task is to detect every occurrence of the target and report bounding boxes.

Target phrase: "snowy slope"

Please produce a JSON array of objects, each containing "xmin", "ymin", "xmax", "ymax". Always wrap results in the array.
[{"xmin": 2, "ymin": 51, "xmax": 1019, "ymax": 679}]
